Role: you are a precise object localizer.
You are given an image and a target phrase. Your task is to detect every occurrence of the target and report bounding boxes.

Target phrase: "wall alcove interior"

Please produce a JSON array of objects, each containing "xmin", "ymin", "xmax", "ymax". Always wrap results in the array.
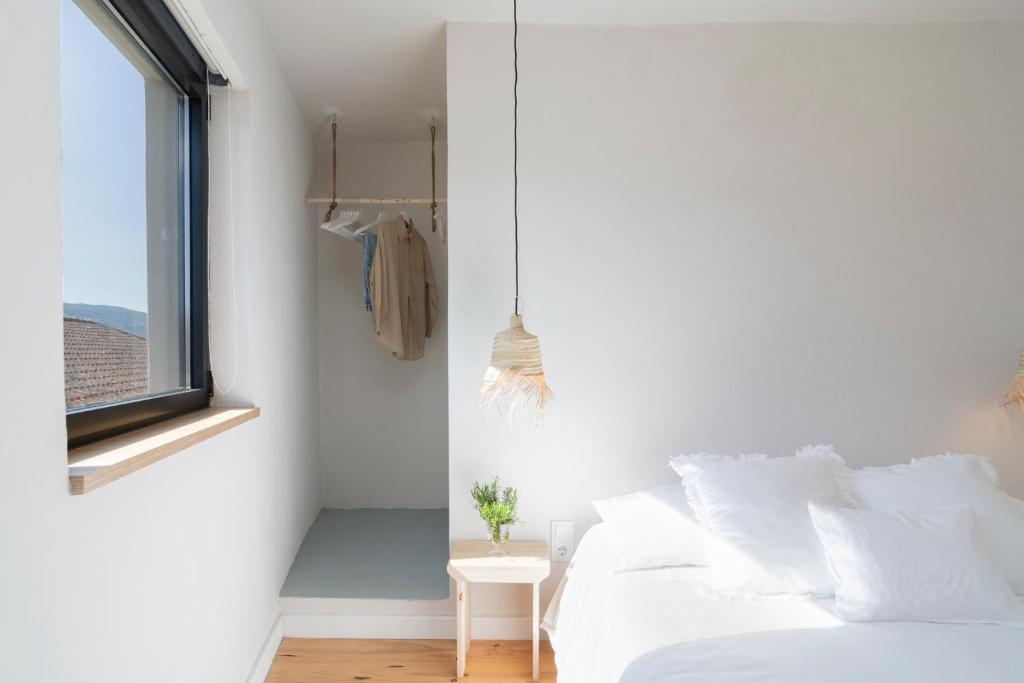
[{"xmin": 281, "ymin": 127, "xmax": 451, "ymax": 602}]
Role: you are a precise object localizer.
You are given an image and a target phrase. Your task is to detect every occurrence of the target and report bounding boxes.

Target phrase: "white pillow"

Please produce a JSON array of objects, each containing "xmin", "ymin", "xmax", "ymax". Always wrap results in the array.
[
  {"xmin": 668, "ymin": 452, "xmax": 767, "ymax": 478},
  {"xmin": 808, "ymin": 502, "xmax": 1024, "ymax": 626},
  {"xmin": 675, "ymin": 446, "xmax": 848, "ymax": 596},
  {"xmin": 839, "ymin": 454, "xmax": 1024, "ymax": 594},
  {"xmin": 591, "ymin": 483, "xmax": 713, "ymax": 570},
  {"xmin": 668, "ymin": 452, "xmax": 767, "ymax": 522}
]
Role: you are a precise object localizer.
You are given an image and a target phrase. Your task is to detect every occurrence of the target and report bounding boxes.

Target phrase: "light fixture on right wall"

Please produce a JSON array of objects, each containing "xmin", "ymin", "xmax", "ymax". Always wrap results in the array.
[{"xmin": 1004, "ymin": 352, "xmax": 1024, "ymax": 410}]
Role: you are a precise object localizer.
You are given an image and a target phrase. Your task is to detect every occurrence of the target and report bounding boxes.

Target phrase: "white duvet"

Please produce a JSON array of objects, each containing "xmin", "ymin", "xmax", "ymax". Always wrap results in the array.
[{"xmin": 544, "ymin": 523, "xmax": 1024, "ymax": 683}]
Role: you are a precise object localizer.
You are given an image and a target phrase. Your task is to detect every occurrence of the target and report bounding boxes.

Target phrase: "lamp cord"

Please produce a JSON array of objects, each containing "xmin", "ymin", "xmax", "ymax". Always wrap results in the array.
[{"xmin": 513, "ymin": 0, "xmax": 519, "ymax": 315}]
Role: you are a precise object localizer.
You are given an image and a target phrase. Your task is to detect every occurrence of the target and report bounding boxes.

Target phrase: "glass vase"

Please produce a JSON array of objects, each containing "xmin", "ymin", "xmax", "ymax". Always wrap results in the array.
[{"xmin": 487, "ymin": 525, "xmax": 510, "ymax": 556}]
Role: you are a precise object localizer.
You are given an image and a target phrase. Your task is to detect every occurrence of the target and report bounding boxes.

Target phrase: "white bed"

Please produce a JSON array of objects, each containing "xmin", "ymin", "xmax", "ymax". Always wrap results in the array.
[{"xmin": 544, "ymin": 522, "xmax": 1024, "ymax": 682}]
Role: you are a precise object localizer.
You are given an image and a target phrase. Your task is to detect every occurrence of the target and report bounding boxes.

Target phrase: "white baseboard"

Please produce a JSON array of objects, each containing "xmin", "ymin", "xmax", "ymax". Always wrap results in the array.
[
  {"xmin": 281, "ymin": 613, "xmax": 547, "ymax": 640},
  {"xmin": 279, "ymin": 595, "xmax": 455, "ymax": 616},
  {"xmin": 246, "ymin": 615, "xmax": 283, "ymax": 683}
]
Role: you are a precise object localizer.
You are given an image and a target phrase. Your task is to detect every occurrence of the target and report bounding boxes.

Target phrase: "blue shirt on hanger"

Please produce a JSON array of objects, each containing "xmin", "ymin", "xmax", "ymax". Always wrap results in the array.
[{"xmin": 362, "ymin": 232, "xmax": 378, "ymax": 312}]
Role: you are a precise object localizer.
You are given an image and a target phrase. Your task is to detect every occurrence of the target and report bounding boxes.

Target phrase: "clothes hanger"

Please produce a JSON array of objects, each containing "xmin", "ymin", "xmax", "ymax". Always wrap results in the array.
[
  {"xmin": 321, "ymin": 210, "xmax": 363, "ymax": 239},
  {"xmin": 354, "ymin": 211, "xmax": 386, "ymax": 236},
  {"xmin": 356, "ymin": 211, "xmax": 411, "ymax": 237}
]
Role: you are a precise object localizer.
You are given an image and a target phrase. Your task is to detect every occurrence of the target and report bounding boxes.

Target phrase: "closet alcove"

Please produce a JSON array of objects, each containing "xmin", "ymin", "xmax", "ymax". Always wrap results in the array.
[{"xmin": 279, "ymin": 117, "xmax": 450, "ymax": 605}]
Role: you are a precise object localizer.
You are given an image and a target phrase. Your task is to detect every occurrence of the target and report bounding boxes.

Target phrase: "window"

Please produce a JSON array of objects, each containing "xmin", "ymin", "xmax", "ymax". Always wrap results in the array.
[{"xmin": 61, "ymin": 0, "xmax": 218, "ymax": 447}]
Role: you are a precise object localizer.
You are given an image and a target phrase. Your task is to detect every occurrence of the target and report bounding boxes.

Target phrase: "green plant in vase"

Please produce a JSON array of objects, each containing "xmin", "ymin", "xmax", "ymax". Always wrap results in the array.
[{"xmin": 471, "ymin": 477, "xmax": 520, "ymax": 556}]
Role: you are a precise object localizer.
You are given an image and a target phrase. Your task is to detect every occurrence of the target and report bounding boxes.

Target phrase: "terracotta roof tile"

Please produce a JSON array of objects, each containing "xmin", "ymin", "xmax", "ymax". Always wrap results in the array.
[{"xmin": 64, "ymin": 317, "xmax": 149, "ymax": 409}]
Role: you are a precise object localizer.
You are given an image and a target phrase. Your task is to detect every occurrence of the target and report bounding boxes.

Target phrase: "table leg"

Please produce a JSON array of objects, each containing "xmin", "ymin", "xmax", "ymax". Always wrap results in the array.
[
  {"xmin": 532, "ymin": 581, "xmax": 540, "ymax": 680},
  {"xmin": 457, "ymin": 580, "xmax": 466, "ymax": 678},
  {"xmin": 465, "ymin": 582, "xmax": 472, "ymax": 646}
]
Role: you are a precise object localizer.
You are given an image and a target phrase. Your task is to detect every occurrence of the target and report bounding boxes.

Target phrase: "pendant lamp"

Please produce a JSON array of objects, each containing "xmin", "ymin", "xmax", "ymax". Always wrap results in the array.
[
  {"xmin": 1004, "ymin": 352, "xmax": 1024, "ymax": 410},
  {"xmin": 480, "ymin": 0, "xmax": 552, "ymax": 427}
]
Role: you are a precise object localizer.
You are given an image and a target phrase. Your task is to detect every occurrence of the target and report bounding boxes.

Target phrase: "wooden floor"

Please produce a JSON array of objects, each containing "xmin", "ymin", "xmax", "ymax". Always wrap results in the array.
[{"xmin": 266, "ymin": 638, "xmax": 556, "ymax": 682}]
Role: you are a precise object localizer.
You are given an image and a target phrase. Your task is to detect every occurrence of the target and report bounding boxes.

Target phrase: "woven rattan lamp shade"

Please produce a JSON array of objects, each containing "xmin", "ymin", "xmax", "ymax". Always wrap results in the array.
[
  {"xmin": 481, "ymin": 314, "xmax": 552, "ymax": 426},
  {"xmin": 1005, "ymin": 352, "xmax": 1024, "ymax": 410}
]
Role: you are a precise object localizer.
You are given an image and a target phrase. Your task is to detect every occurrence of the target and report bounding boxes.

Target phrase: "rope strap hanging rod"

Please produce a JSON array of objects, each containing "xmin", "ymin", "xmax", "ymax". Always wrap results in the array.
[
  {"xmin": 430, "ymin": 121, "xmax": 439, "ymax": 232},
  {"xmin": 314, "ymin": 118, "xmax": 445, "ymax": 209},
  {"xmin": 307, "ymin": 197, "xmax": 447, "ymax": 205},
  {"xmin": 323, "ymin": 115, "xmax": 339, "ymax": 223}
]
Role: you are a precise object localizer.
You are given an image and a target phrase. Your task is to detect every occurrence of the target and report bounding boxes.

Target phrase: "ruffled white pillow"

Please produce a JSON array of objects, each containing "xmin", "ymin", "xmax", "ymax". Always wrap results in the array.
[
  {"xmin": 675, "ymin": 446, "xmax": 849, "ymax": 597},
  {"xmin": 668, "ymin": 451, "xmax": 767, "ymax": 476},
  {"xmin": 592, "ymin": 483, "xmax": 714, "ymax": 570},
  {"xmin": 668, "ymin": 452, "xmax": 767, "ymax": 522},
  {"xmin": 809, "ymin": 502, "xmax": 1024, "ymax": 626},
  {"xmin": 839, "ymin": 454, "xmax": 1024, "ymax": 594}
]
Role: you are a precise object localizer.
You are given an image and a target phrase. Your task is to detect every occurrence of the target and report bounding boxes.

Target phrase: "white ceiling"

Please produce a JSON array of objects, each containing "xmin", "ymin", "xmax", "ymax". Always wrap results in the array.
[{"xmin": 257, "ymin": 0, "xmax": 1024, "ymax": 142}]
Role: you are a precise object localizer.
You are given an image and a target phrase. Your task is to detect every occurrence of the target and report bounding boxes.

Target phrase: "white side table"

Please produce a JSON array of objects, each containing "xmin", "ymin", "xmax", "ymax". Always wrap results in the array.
[{"xmin": 447, "ymin": 540, "xmax": 550, "ymax": 680}]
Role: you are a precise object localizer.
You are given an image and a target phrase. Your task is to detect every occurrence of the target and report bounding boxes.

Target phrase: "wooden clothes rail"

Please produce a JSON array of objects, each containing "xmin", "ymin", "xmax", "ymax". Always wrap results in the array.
[{"xmin": 308, "ymin": 197, "xmax": 447, "ymax": 205}]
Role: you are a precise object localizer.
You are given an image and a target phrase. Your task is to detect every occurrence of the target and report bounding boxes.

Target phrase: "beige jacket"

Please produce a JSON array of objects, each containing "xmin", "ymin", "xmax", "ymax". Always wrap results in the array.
[{"xmin": 368, "ymin": 217, "xmax": 439, "ymax": 360}]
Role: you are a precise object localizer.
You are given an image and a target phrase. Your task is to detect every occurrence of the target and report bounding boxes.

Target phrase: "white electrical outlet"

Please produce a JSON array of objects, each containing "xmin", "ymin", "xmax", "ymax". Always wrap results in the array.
[{"xmin": 551, "ymin": 520, "xmax": 574, "ymax": 562}]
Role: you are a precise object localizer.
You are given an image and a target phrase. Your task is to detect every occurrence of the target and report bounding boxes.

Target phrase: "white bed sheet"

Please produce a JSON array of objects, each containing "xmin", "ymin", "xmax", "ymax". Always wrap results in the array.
[{"xmin": 546, "ymin": 522, "xmax": 1024, "ymax": 683}]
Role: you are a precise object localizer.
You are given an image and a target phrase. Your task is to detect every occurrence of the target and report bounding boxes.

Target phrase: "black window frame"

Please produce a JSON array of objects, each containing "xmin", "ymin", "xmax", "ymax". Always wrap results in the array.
[{"xmin": 65, "ymin": 0, "xmax": 225, "ymax": 449}]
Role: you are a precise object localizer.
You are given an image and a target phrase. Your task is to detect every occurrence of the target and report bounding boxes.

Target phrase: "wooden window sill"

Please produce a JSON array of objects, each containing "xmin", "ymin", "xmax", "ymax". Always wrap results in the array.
[{"xmin": 68, "ymin": 406, "xmax": 260, "ymax": 495}]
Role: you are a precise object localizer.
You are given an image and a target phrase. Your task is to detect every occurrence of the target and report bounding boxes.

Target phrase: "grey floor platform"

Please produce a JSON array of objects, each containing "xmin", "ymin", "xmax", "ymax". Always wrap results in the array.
[{"xmin": 280, "ymin": 508, "xmax": 450, "ymax": 600}]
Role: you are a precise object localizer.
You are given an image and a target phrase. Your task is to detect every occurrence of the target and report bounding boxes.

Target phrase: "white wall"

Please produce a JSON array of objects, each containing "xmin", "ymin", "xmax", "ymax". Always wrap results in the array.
[
  {"xmin": 0, "ymin": 0, "xmax": 319, "ymax": 680},
  {"xmin": 447, "ymin": 21, "xmax": 1024, "ymax": 614},
  {"xmin": 317, "ymin": 139, "xmax": 449, "ymax": 509}
]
